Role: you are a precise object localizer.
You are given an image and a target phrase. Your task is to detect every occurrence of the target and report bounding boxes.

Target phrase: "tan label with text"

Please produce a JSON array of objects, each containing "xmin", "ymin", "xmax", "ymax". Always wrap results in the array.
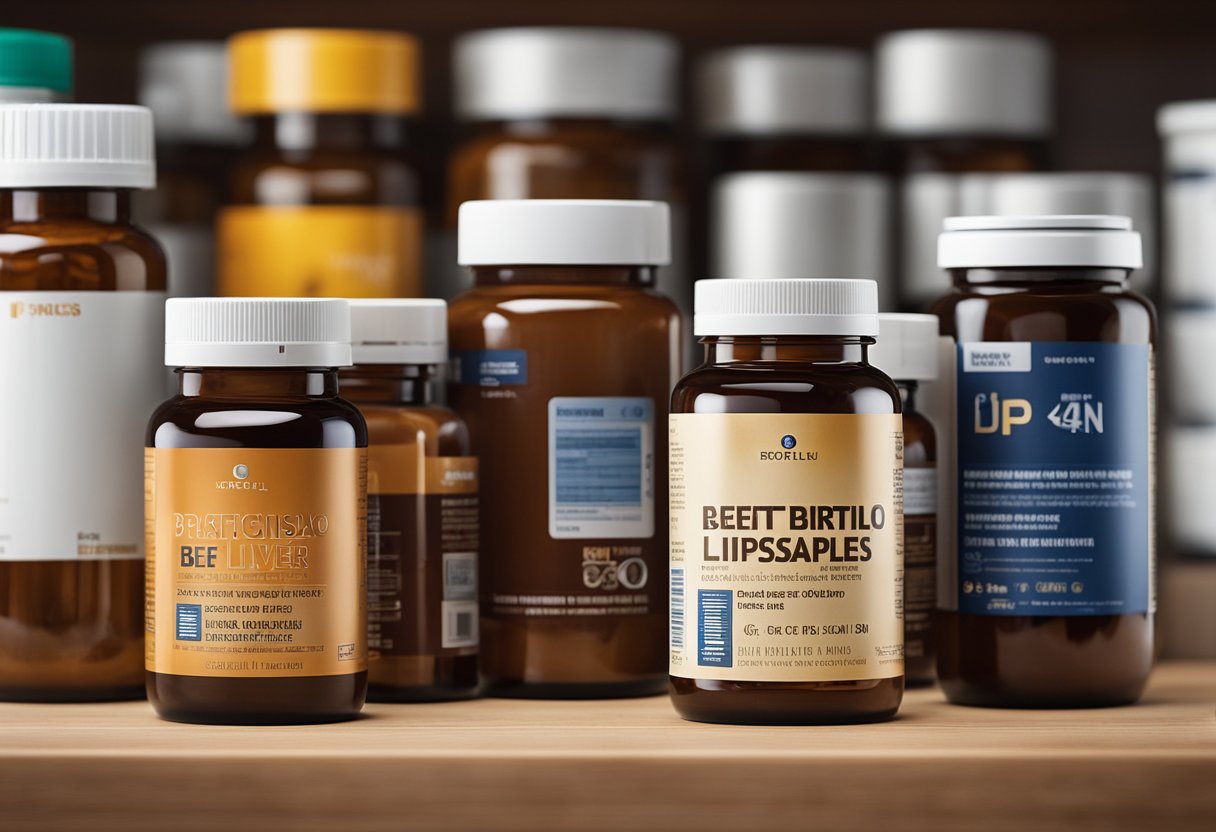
[
  {"xmin": 145, "ymin": 447, "xmax": 368, "ymax": 678},
  {"xmin": 669, "ymin": 413, "xmax": 904, "ymax": 682}
]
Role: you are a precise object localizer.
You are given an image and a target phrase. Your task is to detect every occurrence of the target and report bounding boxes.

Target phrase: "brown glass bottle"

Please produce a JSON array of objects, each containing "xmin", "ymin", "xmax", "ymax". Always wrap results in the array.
[
  {"xmin": 146, "ymin": 298, "xmax": 368, "ymax": 724},
  {"xmin": 0, "ymin": 104, "xmax": 164, "ymax": 702},
  {"xmin": 341, "ymin": 299, "xmax": 479, "ymax": 701},
  {"xmin": 899, "ymin": 385, "xmax": 937, "ymax": 685},
  {"xmin": 219, "ymin": 29, "xmax": 423, "ymax": 299},
  {"xmin": 670, "ymin": 339, "xmax": 904, "ymax": 724},
  {"xmin": 450, "ymin": 199, "xmax": 679, "ymax": 698},
  {"xmin": 933, "ymin": 216, "xmax": 1155, "ymax": 708}
]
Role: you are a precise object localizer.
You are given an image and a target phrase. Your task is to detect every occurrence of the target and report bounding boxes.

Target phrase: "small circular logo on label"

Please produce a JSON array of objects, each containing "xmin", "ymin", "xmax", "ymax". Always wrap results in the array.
[
  {"xmin": 233, "ymin": 464, "xmax": 250, "ymax": 480},
  {"xmin": 781, "ymin": 435, "xmax": 797, "ymax": 450}
]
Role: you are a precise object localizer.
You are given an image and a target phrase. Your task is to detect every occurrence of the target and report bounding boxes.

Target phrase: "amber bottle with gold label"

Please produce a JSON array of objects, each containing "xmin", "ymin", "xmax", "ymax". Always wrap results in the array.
[
  {"xmin": 219, "ymin": 29, "xmax": 423, "ymax": 299},
  {"xmin": 669, "ymin": 279, "xmax": 904, "ymax": 725},
  {"xmin": 0, "ymin": 104, "xmax": 164, "ymax": 702},
  {"xmin": 145, "ymin": 298, "xmax": 368, "ymax": 724},
  {"xmin": 341, "ymin": 299, "xmax": 479, "ymax": 701}
]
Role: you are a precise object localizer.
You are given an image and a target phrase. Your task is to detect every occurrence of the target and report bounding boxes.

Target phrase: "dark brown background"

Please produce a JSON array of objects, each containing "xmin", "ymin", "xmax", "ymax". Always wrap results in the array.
[{"xmin": 8, "ymin": 0, "xmax": 1216, "ymax": 173}]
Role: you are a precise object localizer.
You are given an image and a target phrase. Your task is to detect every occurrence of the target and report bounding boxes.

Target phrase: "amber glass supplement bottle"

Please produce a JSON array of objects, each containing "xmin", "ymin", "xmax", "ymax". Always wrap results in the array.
[
  {"xmin": 870, "ymin": 313, "xmax": 939, "ymax": 686},
  {"xmin": 933, "ymin": 215, "xmax": 1154, "ymax": 708},
  {"xmin": 877, "ymin": 30, "xmax": 1052, "ymax": 309},
  {"xmin": 146, "ymin": 298, "xmax": 368, "ymax": 724},
  {"xmin": 670, "ymin": 279, "xmax": 904, "ymax": 725},
  {"xmin": 450, "ymin": 200, "xmax": 680, "ymax": 698},
  {"xmin": 220, "ymin": 29, "xmax": 422, "ymax": 299},
  {"xmin": 0, "ymin": 104, "xmax": 164, "ymax": 702},
  {"xmin": 699, "ymin": 46, "xmax": 872, "ymax": 174},
  {"xmin": 341, "ymin": 300, "xmax": 479, "ymax": 701},
  {"xmin": 0, "ymin": 29, "xmax": 71, "ymax": 102},
  {"xmin": 138, "ymin": 42, "xmax": 249, "ymax": 298},
  {"xmin": 446, "ymin": 29, "xmax": 682, "ymax": 307}
]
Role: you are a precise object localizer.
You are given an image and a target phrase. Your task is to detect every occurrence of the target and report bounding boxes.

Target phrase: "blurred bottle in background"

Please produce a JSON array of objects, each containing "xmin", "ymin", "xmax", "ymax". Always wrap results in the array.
[
  {"xmin": 219, "ymin": 29, "xmax": 424, "ymax": 299},
  {"xmin": 138, "ymin": 42, "xmax": 249, "ymax": 299},
  {"xmin": 1157, "ymin": 101, "xmax": 1216, "ymax": 659},
  {"xmin": 0, "ymin": 28, "xmax": 71, "ymax": 102},
  {"xmin": 445, "ymin": 27, "xmax": 684, "ymax": 311},
  {"xmin": 698, "ymin": 46, "xmax": 873, "ymax": 174},
  {"xmin": 878, "ymin": 29, "xmax": 1052, "ymax": 310},
  {"xmin": 710, "ymin": 172, "xmax": 893, "ymax": 309}
]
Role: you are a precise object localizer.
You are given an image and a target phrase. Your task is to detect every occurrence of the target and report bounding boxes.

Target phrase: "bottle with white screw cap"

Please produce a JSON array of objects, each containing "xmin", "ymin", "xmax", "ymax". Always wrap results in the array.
[
  {"xmin": 444, "ymin": 28, "xmax": 685, "ymax": 313},
  {"xmin": 933, "ymin": 214, "xmax": 1155, "ymax": 708},
  {"xmin": 0, "ymin": 103, "xmax": 163, "ymax": 703},
  {"xmin": 339, "ymin": 299, "xmax": 481, "ymax": 702},
  {"xmin": 147, "ymin": 297, "xmax": 369, "ymax": 724},
  {"xmin": 876, "ymin": 29, "xmax": 1053, "ymax": 310},
  {"xmin": 137, "ymin": 41, "xmax": 250, "ymax": 300},
  {"xmin": 670, "ymin": 278, "xmax": 905, "ymax": 725},
  {"xmin": 699, "ymin": 46, "xmax": 873, "ymax": 174},
  {"xmin": 450, "ymin": 199, "xmax": 680, "ymax": 699},
  {"xmin": 870, "ymin": 312, "xmax": 940, "ymax": 687}
]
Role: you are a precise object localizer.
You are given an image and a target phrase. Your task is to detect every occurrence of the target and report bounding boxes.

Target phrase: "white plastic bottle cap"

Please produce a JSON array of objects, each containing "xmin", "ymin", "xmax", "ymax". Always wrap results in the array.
[
  {"xmin": 711, "ymin": 172, "xmax": 892, "ymax": 307},
  {"xmin": 458, "ymin": 199, "xmax": 671, "ymax": 266},
  {"xmin": 876, "ymin": 29, "xmax": 1052, "ymax": 136},
  {"xmin": 165, "ymin": 298, "xmax": 352, "ymax": 368},
  {"xmin": 699, "ymin": 46, "xmax": 868, "ymax": 135},
  {"xmin": 138, "ymin": 41, "xmax": 249, "ymax": 145},
  {"xmin": 869, "ymin": 313, "xmax": 939, "ymax": 381},
  {"xmin": 349, "ymin": 299, "xmax": 447, "ymax": 365},
  {"xmin": 454, "ymin": 27, "xmax": 677, "ymax": 121},
  {"xmin": 938, "ymin": 215, "xmax": 1143, "ymax": 271},
  {"xmin": 0, "ymin": 103, "xmax": 155, "ymax": 188},
  {"xmin": 694, "ymin": 278, "xmax": 879, "ymax": 337},
  {"xmin": 955, "ymin": 173, "xmax": 1155, "ymax": 289}
]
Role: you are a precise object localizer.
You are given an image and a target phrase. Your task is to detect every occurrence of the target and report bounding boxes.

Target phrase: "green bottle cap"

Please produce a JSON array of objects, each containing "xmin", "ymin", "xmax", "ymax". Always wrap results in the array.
[{"xmin": 0, "ymin": 29, "xmax": 73, "ymax": 95}]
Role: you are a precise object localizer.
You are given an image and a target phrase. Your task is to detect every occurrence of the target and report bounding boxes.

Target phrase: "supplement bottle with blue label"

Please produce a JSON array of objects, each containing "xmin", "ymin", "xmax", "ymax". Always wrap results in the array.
[
  {"xmin": 933, "ymin": 215, "xmax": 1155, "ymax": 708},
  {"xmin": 449, "ymin": 200, "xmax": 681, "ymax": 698},
  {"xmin": 146, "ymin": 298, "xmax": 368, "ymax": 724},
  {"xmin": 669, "ymin": 279, "xmax": 904, "ymax": 724},
  {"xmin": 341, "ymin": 300, "xmax": 480, "ymax": 702}
]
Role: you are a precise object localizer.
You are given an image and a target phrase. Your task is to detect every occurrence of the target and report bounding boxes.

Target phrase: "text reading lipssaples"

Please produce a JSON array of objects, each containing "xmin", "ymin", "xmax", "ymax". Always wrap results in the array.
[
  {"xmin": 173, "ymin": 513, "xmax": 331, "ymax": 570},
  {"xmin": 701, "ymin": 504, "xmax": 888, "ymax": 563}
]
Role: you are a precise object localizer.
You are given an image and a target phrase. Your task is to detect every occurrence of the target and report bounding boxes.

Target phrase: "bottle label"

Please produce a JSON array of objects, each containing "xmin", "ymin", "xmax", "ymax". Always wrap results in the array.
[
  {"xmin": 548, "ymin": 397, "xmax": 655, "ymax": 539},
  {"xmin": 0, "ymin": 291, "xmax": 165, "ymax": 561},
  {"xmin": 903, "ymin": 467, "xmax": 937, "ymax": 660},
  {"xmin": 451, "ymin": 349, "xmax": 529, "ymax": 387},
  {"xmin": 669, "ymin": 413, "xmax": 904, "ymax": 682},
  {"xmin": 217, "ymin": 206, "xmax": 422, "ymax": 298},
  {"xmin": 367, "ymin": 445, "xmax": 479, "ymax": 656},
  {"xmin": 955, "ymin": 342, "xmax": 1154, "ymax": 616},
  {"xmin": 145, "ymin": 447, "xmax": 368, "ymax": 677}
]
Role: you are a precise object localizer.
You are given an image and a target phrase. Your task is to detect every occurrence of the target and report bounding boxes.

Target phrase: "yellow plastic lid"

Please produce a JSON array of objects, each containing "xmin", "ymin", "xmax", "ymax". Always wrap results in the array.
[{"xmin": 229, "ymin": 28, "xmax": 420, "ymax": 115}]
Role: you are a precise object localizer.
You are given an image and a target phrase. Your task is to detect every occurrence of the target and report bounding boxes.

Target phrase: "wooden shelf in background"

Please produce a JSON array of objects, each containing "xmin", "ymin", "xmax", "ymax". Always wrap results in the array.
[{"xmin": 1, "ymin": 661, "xmax": 1213, "ymax": 832}]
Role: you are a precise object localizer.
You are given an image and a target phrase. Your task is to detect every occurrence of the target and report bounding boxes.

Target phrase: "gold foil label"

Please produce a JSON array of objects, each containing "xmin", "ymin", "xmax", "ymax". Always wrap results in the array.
[
  {"xmin": 669, "ymin": 413, "xmax": 904, "ymax": 682},
  {"xmin": 217, "ymin": 205, "xmax": 422, "ymax": 298},
  {"xmin": 145, "ymin": 447, "xmax": 368, "ymax": 678}
]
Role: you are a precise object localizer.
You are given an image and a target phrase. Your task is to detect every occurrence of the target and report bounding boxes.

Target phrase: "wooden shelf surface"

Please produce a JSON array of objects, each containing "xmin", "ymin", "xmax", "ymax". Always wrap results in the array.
[{"xmin": 1, "ymin": 662, "xmax": 1213, "ymax": 832}]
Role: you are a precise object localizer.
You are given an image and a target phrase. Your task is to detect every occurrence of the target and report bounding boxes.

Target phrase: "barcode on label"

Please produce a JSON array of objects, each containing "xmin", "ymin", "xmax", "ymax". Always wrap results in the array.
[
  {"xmin": 670, "ymin": 568, "xmax": 685, "ymax": 649},
  {"xmin": 442, "ymin": 600, "xmax": 478, "ymax": 649},
  {"xmin": 443, "ymin": 551, "xmax": 477, "ymax": 602}
]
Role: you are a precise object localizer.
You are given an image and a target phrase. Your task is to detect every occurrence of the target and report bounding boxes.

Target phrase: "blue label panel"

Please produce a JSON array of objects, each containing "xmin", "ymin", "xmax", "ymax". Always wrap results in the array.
[
  {"xmin": 956, "ymin": 342, "xmax": 1152, "ymax": 617},
  {"xmin": 453, "ymin": 349, "xmax": 528, "ymax": 386},
  {"xmin": 176, "ymin": 603, "xmax": 203, "ymax": 641},
  {"xmin": 698, "ymin": 589, "xmax": 732, "ymax": 667}
]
